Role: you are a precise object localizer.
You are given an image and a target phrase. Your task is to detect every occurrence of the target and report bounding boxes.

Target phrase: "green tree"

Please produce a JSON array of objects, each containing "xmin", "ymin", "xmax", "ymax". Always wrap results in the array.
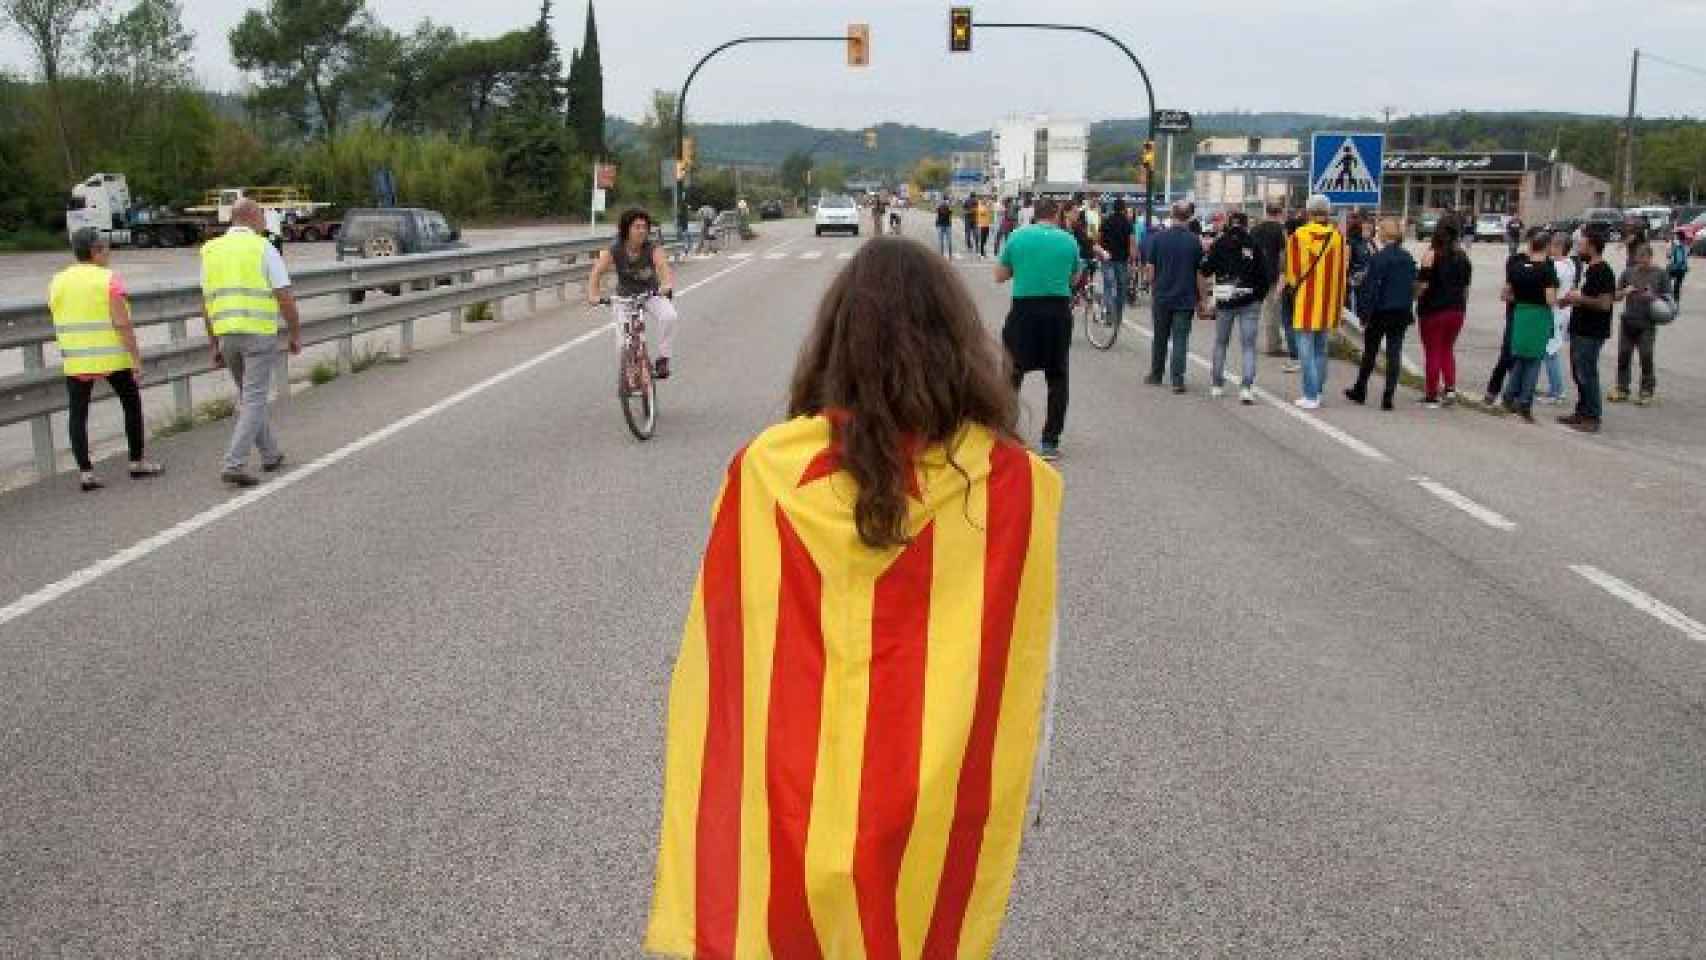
[
  {"xmin": 83, "ymin": 0, "xmax": 195, "ymax": 147},
  {"xmin": 1, "ymin": 0, "xmax": 103, "ymax": 177},
  {"xmin": 229, "ymin": 0, "xmax": 387, "ymax": 140},
  {"xmin": 911, "ymin": 156, "xmax": 949, "ymax": 192},
  {"xmin": 780, "ymin": 150, "xmax": 813, "ymax": 193},
  {"xmin": 564, "ymin": 0, "xmax": 604, "ymax": 155},
  {"xmin": 381, "ymin": 20, "xmax": 464, "ymax": 133}
]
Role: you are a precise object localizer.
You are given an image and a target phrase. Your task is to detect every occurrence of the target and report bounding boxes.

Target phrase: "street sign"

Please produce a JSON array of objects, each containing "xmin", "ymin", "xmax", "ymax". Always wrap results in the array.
[
  {"xmin": 1152, "ymin": 109, "xmax": 1192, "ymax": 134},
  {"xmin": 1310, "ymin": 132, "xmax": 1385, "ymax": 206},
  {"xmin": 591, "ymin": 188, "xmax": 607, "ymax": 214},
  {"xmin": 595, "ymin": 163, "xmax": 616, "ymax": 190}
]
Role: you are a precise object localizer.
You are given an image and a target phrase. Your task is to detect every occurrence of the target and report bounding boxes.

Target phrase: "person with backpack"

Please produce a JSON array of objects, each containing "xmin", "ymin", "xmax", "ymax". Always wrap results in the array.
[
  {"xmin": 1200, "ymin": 211, "xmax": 1271, "ymax": 404},
  {"xmin": 1668, "ymin": 229, "xmax": 1689, "ymax": 303},
  {"xmin": 1610, "ymin": 239, "xmax": 1673, "ymax": 406}
]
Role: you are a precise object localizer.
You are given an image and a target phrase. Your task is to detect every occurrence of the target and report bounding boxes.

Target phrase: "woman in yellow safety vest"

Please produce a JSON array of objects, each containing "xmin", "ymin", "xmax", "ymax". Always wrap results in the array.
[{"xmin": 47, "ymin": 228, "xmax": 163, "ymax": 491}]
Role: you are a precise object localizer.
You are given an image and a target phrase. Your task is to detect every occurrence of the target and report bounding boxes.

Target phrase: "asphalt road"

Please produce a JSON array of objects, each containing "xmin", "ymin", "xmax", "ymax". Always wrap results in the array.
[{"xmin": 1, "ymin": 214, "xmax": 1703, "ymax": 957}]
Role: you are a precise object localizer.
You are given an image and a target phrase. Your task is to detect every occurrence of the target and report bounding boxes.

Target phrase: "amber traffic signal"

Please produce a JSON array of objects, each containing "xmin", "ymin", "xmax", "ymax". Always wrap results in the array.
[
  {"xmin": 682, "ymin": 136, "xmax": 696, "ymax": 170},
  {"xmin": 847, "ymin": 23, "xmax": 870, "ymax": 67},
  {"xmin": 1141, "ymin": 139, "xmax": 1156, "ymax": 168},
  {"xmin": 949, "ymin": 7, "xmax": 972, "ymax": 52}
]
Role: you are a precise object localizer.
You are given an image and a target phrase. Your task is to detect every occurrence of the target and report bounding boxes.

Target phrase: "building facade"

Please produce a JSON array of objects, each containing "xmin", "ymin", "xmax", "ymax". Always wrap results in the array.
[
  {"xmin": 990, "ymin": 115, "xmax": 1089, "ymax": 196},
  {"xmin": 1192, "ymin": 145, "xmax": 1610, "ymax": 219}
]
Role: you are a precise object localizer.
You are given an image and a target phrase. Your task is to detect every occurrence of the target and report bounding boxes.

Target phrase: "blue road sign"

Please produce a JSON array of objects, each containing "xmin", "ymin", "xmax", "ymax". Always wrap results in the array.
[{"xmin": 1309, "ymin": 132, "xmax": 1384, "ymax": 207}]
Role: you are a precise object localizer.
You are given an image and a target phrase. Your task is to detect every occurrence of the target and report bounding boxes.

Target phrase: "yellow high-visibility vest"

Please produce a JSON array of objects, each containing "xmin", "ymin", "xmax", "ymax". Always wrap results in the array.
[
  {"xmin": 200, "ymin": 230, "xmax": 279, "ymax": 336},
  {"xmin": 48, "ymin": 263, "xmax": 133, "ymax": 377}
]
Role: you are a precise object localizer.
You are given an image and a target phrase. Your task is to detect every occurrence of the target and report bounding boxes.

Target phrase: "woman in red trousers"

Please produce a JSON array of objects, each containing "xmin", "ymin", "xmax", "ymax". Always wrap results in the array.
[{"xmin": 1414, "ymin": 220, "xmax": 1473, "ymax": 407}]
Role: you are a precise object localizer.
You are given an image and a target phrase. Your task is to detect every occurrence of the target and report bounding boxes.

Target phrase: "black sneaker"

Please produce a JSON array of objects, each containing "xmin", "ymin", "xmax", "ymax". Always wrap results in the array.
[
  {"xmin": 1380, "ymin": 397, "xmax": 1395, "ymax": 411},
  {"xmin": 262, "ymin": 454, "xmax": 286, "ymax": 473},
  {"xmin": 1171, "ymin": 383, "xmax": 1187, "ymax": 395},
  {"xmin": 1343, "ymin": 387, "xmax": 1366, "ymax": 405},
  {"xmin": 221, "ymin": 470, "xmax": 259, "ymax": 488},
  {"xmin": 653, "ymin": 357, "xmax": 671, "ymax": 380}
]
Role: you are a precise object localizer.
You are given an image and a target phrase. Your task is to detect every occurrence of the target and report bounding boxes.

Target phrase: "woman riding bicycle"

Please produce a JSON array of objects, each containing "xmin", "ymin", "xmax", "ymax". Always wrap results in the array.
[
  {"xmin": 586, "ymin": 209, "xmax": 678, "ymax": 379},
  {"xmin": 1066, "ymin": 205, "xmax": 1107, "ymax": 299}
]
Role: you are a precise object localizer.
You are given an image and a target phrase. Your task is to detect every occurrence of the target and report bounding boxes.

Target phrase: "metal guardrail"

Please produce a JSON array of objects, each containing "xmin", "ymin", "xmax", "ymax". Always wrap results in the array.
[{"xmin": 0, "ymin": 236, "xmax": 612, "ymax": 479}]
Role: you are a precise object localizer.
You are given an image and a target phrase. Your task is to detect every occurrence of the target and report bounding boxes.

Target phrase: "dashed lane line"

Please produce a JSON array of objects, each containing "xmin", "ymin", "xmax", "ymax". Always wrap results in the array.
[
  {"xmin": 1571, "ymin": 564, "xmax": 1706, "ymax": 647},
  {"xmin": 1411, "ymin": 476, "xmax": 1518, "ymax": 531}
]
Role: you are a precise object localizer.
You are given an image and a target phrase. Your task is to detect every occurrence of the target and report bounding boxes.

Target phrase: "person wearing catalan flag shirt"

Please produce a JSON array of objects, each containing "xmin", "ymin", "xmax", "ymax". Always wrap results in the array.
[
  {"xmin": 1284, "ymin": 193, "xmax": 1349, "ymax": 410},
  {"xmin": 646, "ymin": 236, "xmax": 1062, "ymax": 960}
]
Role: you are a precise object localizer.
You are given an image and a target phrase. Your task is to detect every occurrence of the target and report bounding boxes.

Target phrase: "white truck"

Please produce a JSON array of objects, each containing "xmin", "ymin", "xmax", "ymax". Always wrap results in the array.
[{"xmin": 64, "ymin": 173, "xmax": 339, "ymax": 248}]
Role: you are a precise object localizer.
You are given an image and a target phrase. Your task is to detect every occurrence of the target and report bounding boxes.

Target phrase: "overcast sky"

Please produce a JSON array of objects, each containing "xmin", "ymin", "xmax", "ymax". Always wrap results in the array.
[{"xmin": 4, "ymin": 0, "xmax": 1704, "ymax": 132}]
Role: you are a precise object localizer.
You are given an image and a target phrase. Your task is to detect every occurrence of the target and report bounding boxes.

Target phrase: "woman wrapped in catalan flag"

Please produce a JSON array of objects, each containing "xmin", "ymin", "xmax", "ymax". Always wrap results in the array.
[{"xmin": 647, "ymin": 237, "xmax": 1063, "ymax": 960}]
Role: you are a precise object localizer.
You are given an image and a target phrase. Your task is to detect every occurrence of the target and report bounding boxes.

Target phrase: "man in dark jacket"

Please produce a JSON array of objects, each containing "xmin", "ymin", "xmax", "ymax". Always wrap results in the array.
[
  {"xmin": 1200, "ymin": 211, "xmax": 1272, "ymax": 404},
  {"xmin": 1345, "ymin": 217, "xmax": 1419, "ymax": 410}
]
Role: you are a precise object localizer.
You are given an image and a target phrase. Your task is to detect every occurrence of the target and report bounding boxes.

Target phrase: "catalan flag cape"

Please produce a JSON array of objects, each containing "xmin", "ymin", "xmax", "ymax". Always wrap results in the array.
[
  {"xmin": 1286, "ymin": 221, "xmax": 1348, "ymax": 332},
  {"xmin": 646, "ymin": 415, "xmax": 1063, "ymax": 960}
]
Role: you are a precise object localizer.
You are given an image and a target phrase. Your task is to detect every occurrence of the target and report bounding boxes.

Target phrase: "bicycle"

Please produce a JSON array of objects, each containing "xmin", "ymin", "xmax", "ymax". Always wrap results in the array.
[
  {"xmin": 1076, "ymin": 260, "xmax": 1118, "ymax": 350},
  {"xmin": 599, "ymin": 292, "xmax": 668, "ymax": 440}
]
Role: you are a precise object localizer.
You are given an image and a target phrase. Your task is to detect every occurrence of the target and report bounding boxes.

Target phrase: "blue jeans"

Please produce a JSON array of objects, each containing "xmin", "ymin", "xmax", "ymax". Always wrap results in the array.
[
  {"xmin": 1295, "ymin": 329, "xmax": 1331, "ymax": 400},
  {"xmin": 1101, "ymin": 261, "xmax": 1130, "ymax": 324},
  {"xmin": 1541, "ymin": 349, "xmax": 1567, "ymax": 399},
  {"xmin": 1150, "ymin": 304, "xmax": 1193, "ymax": 385},
  {"xmin": 1212, "ymin": 303, "xmax": 1260, "ymax": 387},
  {"xmin": 937, "ymin": 225, "xmax": 952, "ymax": 256},
  {"xmin": 1501, "ymin": 355, "xmax": 1543, "ymax": 410},
  {"xmin": 1571, "ymin": 335, "xmax": 1605, "ymax": 419}
]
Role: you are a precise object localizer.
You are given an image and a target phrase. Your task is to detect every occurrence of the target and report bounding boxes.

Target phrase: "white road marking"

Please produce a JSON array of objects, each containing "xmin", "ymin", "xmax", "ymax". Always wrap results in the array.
[
  {"xmin": 727, "ymin": 252, "xmax": 753, "ymax": 260},
  {"xmin": 1410, "ymin": 476, "xmax": 1517, "ymax": 531},
  {"xmin": 1571, "ymin": 564, "xmax": 1706, "ymax": 647},
  {"xmin": 837, "ymin": 252, "xmax": 855, "ymax": 260},
  {"xmin": 1122, "ymin": 319, "xmax": 1391, "ymax": 462},
  {"xmin": 799, "ymin": 251, "xmax": 823, "ymax": 260},
  {"xmin": 765, "ymin": 251, "xmax": 790, "ymax": 260},
  {"xmin": 0, "ymin": 258, "xmax": 754, "ymax": 629}
]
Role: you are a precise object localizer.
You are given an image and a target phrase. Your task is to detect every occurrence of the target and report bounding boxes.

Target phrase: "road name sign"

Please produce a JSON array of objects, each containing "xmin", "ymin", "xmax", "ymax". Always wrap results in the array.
[{"xmin": 1153, "ymin": 109, "xmax": 1193, "ymax": 133}]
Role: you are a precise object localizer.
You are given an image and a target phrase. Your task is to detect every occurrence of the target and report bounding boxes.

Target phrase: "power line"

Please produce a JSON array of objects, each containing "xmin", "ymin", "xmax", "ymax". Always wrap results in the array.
[{"xmin": 1642, "ymin": 51, "xmax": 1706, "ymax": 84}]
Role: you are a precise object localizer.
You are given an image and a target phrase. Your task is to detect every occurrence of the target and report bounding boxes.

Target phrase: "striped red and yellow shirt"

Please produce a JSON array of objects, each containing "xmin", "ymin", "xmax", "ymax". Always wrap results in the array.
[
  {"xmin": 1285, "ymin": 221, "xmax": 1348, "ymax": 332},
  {"xmin": 647, "ymin": 415, "xmax": 1063, "ymax": 960}
]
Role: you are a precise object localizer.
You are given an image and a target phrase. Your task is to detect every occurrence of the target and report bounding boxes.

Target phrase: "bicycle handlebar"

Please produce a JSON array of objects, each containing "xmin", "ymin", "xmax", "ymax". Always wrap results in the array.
[{"xmin": 596, "ymin": 290, "xmax": 673, "ymax": 307}]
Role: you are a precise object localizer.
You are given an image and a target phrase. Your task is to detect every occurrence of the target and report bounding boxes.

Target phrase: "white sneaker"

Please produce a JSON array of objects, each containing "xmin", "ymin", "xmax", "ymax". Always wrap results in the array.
[
  {"xmin": 1210, "ymin": 385, "xmax": 1225, "ymax": 399},
  {"xmin": 1240, "ymin": 387, "xmax": 1255, "ymax": 405},
  {"xmin": 1294, "ymin": 396, "xmax": 1320, "ymax": 410},
  {"xmin": 1282, "ymin": 361, "xmax": 1301, "ymax": 373}
]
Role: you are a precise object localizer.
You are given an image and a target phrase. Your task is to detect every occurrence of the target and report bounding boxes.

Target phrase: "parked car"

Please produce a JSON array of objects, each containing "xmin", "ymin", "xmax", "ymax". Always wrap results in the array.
[
  {"xmin": 814, "ymin": 194, "xmax": 860, "ymax": 236},
  {"xmin": 1476, "ymin": 213, "xmax": 1512, "ymax": 242},
  {"xmin": 1627, "ymin": 205, "xmax": 1674, "ymax": 236},
  {"xmin": 1581, "ymin": 207, "xmax": 1628, "ymax": 243},
  {"xmin": 1543, "ymin": 216, "xmax": 1584, "ymax": 240},
  {"xmin": 335, "ymin": 207, "xmax": 464, "ymax": 304},
  {"xmin": 1415, "ymin": 210, "xmax": 1443, "ymax": 241},
  {"xmin": 1676, "ymin": 210, "xmax": 1706, "ymax": 248},
  {"xmin": 759, "ymin": 199, "xmax": 784, "ymax": 220}
]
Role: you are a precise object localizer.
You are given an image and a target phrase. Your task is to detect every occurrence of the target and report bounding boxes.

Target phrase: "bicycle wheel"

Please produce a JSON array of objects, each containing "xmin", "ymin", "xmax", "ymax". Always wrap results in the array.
[
  {"xmin": 619, "ymin": 337, "xmax": 657, "ymax": 441},
  {"xmin": 1083, "ymin": 287, "xmax": 1119, "ymax": 350}
]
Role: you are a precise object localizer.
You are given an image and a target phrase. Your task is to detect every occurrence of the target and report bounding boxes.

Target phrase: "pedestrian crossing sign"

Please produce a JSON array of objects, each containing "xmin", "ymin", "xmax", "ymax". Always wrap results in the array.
[{"xmin": 1310, "ymin": 132, "xmax": 1384, "ymax": 206}]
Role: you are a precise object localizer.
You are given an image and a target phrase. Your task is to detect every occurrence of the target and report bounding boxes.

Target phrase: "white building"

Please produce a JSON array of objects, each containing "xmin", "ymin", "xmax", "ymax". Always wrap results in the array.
[
  {"xmin": 990, "ymin": 115, "xmax": 1088, "ymax": 196},
  {"xmin": 1191, "ymin": 137, "xmax": 1301, "ymax": 209}
]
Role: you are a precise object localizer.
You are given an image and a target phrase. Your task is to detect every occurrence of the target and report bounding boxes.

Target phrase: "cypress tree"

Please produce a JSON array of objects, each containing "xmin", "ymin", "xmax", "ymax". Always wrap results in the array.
[{"xmin": 572, "ymin": 1, "xmax": 604, "ymax": 155}]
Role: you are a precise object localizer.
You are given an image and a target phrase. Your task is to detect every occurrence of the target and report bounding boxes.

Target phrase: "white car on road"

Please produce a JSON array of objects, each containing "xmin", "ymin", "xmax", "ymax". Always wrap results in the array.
[{"xmin": 814, "ymin": 195, "xmax": 860, "ymax": 237}]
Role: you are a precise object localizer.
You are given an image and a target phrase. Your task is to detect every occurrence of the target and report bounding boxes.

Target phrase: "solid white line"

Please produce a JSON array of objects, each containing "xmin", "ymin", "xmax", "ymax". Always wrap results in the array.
[
  {"xmin": 0, "ymin": 258, "xmax": 754, "ymax": 630},
  {"xmin": 1121, "ymin": 318, "xmax": 1390, "ymax": 462},
  {"xmin": 1570, "ymin": 564, "xmax": 1706, "ymax": 647},
  {"xmin": 1410, "ymin": 476, "xmax": 1517, "ymax": 531},
  {"xmin": 727, "ymin": 251, "xmax": 753, "ymax": 261}
]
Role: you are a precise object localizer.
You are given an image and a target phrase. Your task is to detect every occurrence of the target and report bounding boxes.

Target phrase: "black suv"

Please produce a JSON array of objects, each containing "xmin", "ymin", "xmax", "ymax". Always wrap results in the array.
[{"xmin": 335, "ymin": 207, "xmax": 464, "ymax": 303}]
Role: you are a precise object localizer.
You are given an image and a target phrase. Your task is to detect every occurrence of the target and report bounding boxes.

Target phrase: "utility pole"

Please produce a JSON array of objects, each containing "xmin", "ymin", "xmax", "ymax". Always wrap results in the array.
[{"xmin": 1615, "ymin": 48, "xmax": 1639, "ymax": 207}]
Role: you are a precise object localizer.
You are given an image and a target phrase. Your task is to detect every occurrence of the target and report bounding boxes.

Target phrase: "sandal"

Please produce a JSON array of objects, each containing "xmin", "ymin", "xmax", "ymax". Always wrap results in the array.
[{"xmin": 128, "ymin": 460, "xmax": 165, "ymax": 479}]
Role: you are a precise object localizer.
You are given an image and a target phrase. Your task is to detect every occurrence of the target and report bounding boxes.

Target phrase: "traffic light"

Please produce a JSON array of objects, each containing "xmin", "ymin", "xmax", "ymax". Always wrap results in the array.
[
  {"xmin": 949, "ymin": 7, "xmax": 972, "ymax": 52},
  {"xmin": 682, "ymin": 136, "xmax": 696, "ymax": 169},
  {"xmin": 674, "ymin": 160, "xmax": 686, "ymax": 182},
  {"xmin": 864, "ymin": 129, "xmax": 877, "ymax": 150},
  {"xmin": 1141, "ymin": 139, "xmax": 1156, "ymax": 169},
  {"xmin": 847, "ymin": 23, "xmax": 869, "ymax": 67}
]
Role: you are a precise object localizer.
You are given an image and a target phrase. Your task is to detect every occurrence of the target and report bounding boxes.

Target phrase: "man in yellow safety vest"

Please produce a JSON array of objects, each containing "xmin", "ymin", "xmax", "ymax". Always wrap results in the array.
[
  {"xmin": 48, "ymin": 228, "xmax": 164, "ymax": 491},
  {"xmin": 202, "ymin": 198, "xmax": 301, "ymax": 487}
]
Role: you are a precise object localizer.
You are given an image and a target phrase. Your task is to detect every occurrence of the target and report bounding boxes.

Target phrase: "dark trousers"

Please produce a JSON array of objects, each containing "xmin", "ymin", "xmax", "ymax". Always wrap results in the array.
[
  {"xmin": 1616, "ymin": 318, "xmax": 1657, "ymax": 394},
  {"xmin": 978, "ymin": 226, "xmax": 990, "ymax": 256},
  {"xmin": 66, "ymin": 369, "xmax": 144, "ymax": 471},
  {"xmin": 1011, "ymin": 364, "xmax": 1068, "ymax": 445},
  {"xmin": 1673, "ymin": 273, "xmax": 1686, "ymax": 302},
  {"xmin": 1485, "ymin": 308, "xmax": 1514, "ymax": 398},
  {"xmin": 1150, "ymin": 304, "xmax": 1194, "ymax": 385},
  {"xmin": 1571, "ymin": 335, "xmax": 1606, "ymax": 420},
  {"xmin": 1352, "ymin": 313, "xmax": 1407, "ymax": 402},
  {"xmin": 964, "ymin": 221, "xmax": 977, "ymax": 250}
]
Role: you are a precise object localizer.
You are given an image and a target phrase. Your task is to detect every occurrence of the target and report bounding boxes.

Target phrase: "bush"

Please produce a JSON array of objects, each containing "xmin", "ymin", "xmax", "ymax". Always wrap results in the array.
[
  {"xmin": 293, "ymin": 125, "xmax": 498, "ymax": 221},
  {"xmin": 0, "ymin": 228, "xmax": 65, "ymax": 252},
  {"xmin": 350, "ymin": 344, "xmax": 388, "ymax": 372},
  {"xmin": 310, "ymin": 360, "xmax": 339, "ymax": 385}
]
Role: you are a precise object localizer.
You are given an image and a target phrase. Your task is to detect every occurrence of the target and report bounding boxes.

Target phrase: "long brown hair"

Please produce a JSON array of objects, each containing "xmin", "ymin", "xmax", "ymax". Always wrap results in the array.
[{"xmin": 788, "ymin": 236, "xmax": 1017, "ymax": 549}]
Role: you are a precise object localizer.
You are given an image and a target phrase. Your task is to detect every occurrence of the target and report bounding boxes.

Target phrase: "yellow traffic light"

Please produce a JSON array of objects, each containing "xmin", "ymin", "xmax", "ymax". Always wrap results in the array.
[
  {"xmin": 682, "ymin": 136, "xmax": 696, "ymax": 169},
  {"xmin": 847, "ymin": 23, "xmax": 869, "ymax": 67},
  {"xmin": 949, "ymin": 7, "xmax": 972, "ymax": 52},
  {"xmin": 1141, "ymin": 139, "xmax": 1156, "ymax": 168},
  {"xmin": 674, "ymin": 160, "xmax": 686, "ymax": 182},
  {"xmin": 864, "ymin": 129, "xmax": 877, "ymax": 150}
]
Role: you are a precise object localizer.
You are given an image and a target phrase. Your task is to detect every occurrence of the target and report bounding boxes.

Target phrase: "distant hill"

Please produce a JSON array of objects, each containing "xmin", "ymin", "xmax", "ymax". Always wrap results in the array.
[{"xmin": 607, "ymin": 116, "xmax": 983, "ymax": 172}]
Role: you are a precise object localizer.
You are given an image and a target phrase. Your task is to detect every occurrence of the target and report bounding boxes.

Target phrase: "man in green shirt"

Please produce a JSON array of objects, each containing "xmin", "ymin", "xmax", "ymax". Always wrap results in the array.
[{"xmin": 996, "ymin": 197, "xmax": 1079, "ymax": 460}]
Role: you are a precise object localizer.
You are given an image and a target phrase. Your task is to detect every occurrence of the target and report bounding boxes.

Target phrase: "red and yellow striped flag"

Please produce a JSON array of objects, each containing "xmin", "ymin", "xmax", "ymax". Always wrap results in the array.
[
  {"xmin": 646, "ymin": 415, "xmax": 1063, "ymax": 960},
  {"xmin": 1286, "ymin": 222, "xmax": 1348, "ymax": 332}
]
